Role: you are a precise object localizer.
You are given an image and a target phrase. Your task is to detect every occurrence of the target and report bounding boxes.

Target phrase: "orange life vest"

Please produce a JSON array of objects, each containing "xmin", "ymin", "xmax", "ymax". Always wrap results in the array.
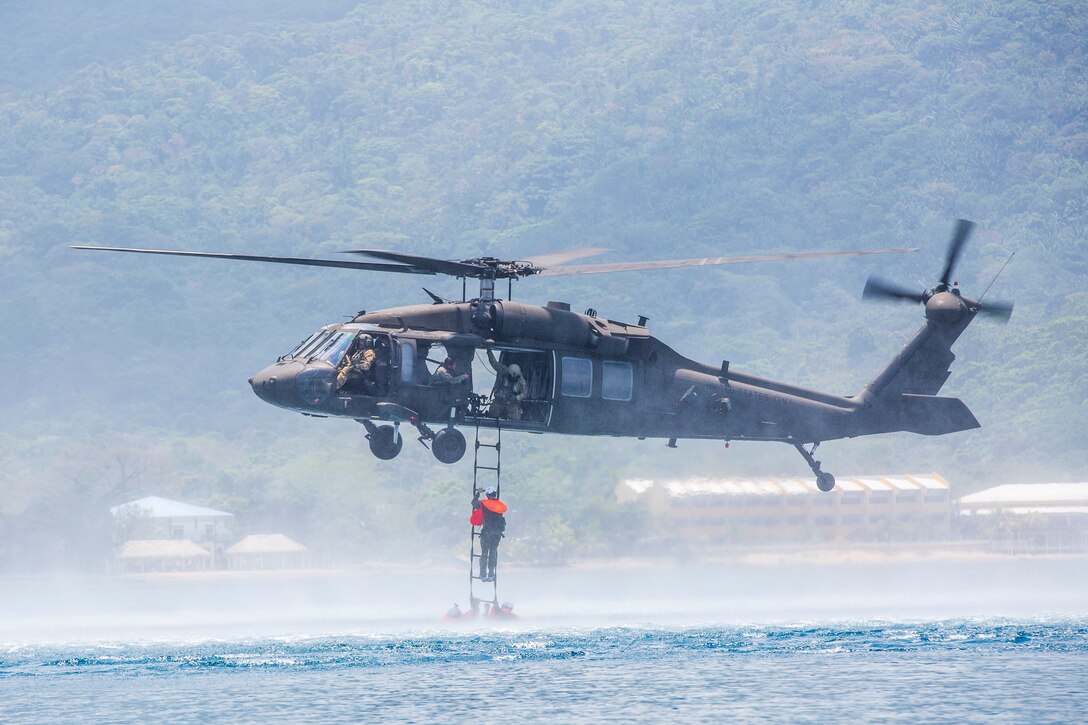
[{"xmin": 481, "ymin": 499, "xmax": 507, "ymax": 514}]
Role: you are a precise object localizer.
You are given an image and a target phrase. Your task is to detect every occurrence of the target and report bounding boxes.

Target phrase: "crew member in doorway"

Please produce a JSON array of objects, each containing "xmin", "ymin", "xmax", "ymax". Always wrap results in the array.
[
  {"xmin": 472, "ymin": 485, "xmax": 507, "ymax": 582},
  {"xmin": 431, "ymin": 357, "xmax": 469, "ymax": 386},
  {"xmin": 337, "ymin": 334, "xmax": 377, "ymax": 392},
  {"xmin": 487, "ymin": 349, "xmax": 527, "ymax": 420}
]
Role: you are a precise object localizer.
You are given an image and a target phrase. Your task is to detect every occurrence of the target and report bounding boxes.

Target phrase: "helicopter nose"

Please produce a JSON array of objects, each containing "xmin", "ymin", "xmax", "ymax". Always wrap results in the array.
[{"xmin": 249, "ymin": 361, "xmax": 302, "ymax": 407}]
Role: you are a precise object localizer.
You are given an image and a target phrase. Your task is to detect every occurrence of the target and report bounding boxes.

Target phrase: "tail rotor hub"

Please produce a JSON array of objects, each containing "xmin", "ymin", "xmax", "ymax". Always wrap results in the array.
[{"xmin": 862, "ymin": 219, "xmax": 1013, "ymax": 323}]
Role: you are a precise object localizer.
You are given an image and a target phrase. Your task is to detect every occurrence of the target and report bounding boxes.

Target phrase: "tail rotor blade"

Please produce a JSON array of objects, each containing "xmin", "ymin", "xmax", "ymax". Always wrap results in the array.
[
  {"xmin": 939, "ymin": 219, "xmax": 976, "ymax": 286},
  {"xmin": 863, "ymin": 275, "xmax": 926, "ymax": 304},
  {"xmin": 977, "ymin": 299, "xmax": 1014, "ymax": 322}
]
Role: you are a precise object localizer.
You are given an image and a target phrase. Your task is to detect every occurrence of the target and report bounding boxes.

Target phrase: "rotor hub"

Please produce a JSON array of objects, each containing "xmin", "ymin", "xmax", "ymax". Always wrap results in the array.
[{"xmin": 924, "ymin": 291, "xmax": 968, "ymax": 323}]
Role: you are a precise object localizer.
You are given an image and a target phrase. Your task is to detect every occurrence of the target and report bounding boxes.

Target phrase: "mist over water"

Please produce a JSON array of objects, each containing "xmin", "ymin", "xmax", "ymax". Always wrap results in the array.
[
  {"xmin": 3, "ymin": 559, "xmax": 1087, "ymax": 723},
  {"xmin": 3, "ymin": 557, "xmax": 1086, "ymax": 644},
  {"xmin": 3, "ymin": 0, "xmax": 1087, "ymax": 720}
]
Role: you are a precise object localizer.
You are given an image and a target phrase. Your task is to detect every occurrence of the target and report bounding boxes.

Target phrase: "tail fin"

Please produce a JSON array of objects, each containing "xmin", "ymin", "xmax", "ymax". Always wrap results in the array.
[
  {"xmin": 853, "ymin": 218, "xmax": 1011, "ymax": 439},
  {"xmin": 860, "ymin": 317, "xmax": 972, "ymax": 399},
  {"xmin": 852, "ymin": 314, "xmax": 980, "ymax": 437},
  {"xmin": 871, "ymin": 393, "xmax": 979, "ymax": 436}
]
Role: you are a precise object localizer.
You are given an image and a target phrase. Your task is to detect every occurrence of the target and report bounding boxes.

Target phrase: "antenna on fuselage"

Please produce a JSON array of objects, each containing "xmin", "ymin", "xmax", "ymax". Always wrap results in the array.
[{"xmin": 978, "ymin": 251, "xmax": 1015, "ymax": 303}]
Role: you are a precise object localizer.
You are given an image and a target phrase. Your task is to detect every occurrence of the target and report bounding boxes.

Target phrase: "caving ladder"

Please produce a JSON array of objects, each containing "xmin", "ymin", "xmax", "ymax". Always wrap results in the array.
[{"xmin": 468, "ymin": 419, "xmax": 501, "ymax": 609}]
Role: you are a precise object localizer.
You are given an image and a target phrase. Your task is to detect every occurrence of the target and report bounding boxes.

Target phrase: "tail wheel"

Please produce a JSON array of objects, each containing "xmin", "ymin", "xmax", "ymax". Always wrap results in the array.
[
  {"xmin": 432, "ymin": 428, "xmax": 466, "ymax": 464},
  {"xmin": 368, "ymin": 424, "xmax": 402, "ymax": 460}
]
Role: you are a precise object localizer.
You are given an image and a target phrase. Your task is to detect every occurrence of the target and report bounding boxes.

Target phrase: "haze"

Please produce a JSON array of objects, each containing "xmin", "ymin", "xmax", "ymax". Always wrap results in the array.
[{"xmin": 0, "ymin": 1, "xmax": 1085, "ymax": 647}]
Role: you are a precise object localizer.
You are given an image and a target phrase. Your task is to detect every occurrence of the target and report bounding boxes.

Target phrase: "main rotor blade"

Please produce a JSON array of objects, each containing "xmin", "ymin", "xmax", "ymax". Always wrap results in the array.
[
  {"xmin": 72, "ymin": 246, "xmax": 436, "ymax": 275},
  {"xmin": 977, "ymin": 299, "xmax": 1014, "ymax": 322},
  {"xmin": 939, "ymin": 219, "xmax": 976, "ymax": 287},
  {"xmin": 862, "ymin": 275, "xmax": 926, "ymax": 303},
  {"xmin": 537, "ymin": 247, "xmax": 918, "ymax": 277},
  {"xmin": 525, "ymin": 247, "xmax": 611, "ymax": 269},
  {"xmin": 342, "ymin": 249, "xmax": 486, "ymax": 277}
]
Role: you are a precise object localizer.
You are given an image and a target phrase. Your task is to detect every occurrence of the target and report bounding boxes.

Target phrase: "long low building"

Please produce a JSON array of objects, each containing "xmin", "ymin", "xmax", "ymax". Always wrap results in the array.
[
  {"xmin": 616, "ymin": 474, "xmax": 952, "ymax": 544},
  {"xmin": 957, "ymin": 482, "xmax": 1088, "ymax": 554}
]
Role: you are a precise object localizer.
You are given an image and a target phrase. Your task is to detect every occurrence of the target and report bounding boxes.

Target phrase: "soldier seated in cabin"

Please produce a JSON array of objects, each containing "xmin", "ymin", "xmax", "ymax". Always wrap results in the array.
[
  {"xmin": 368, "ymin": 335, "xmax": 392, "ymax": 395},
  {"xmin": 430, "ymin": 356, "xmax": 469, "ymax": 386}
]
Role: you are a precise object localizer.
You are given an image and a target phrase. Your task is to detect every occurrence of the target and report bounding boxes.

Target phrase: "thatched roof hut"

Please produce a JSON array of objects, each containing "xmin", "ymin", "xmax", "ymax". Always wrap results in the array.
[{"xmin": 225, "ymin": 534, "xmax": 309, "ymax": 570}]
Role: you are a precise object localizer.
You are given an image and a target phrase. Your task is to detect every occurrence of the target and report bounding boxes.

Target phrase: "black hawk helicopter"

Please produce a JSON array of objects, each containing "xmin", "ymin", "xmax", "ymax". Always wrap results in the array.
[{"xmin": 75, "ymin": 220, "xmax": 1011, "ymax": 491}]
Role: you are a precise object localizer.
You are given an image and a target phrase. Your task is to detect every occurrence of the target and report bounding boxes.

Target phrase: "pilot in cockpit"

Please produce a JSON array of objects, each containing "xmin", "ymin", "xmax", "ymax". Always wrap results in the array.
[{"xmin": 336, "ymin": 334, "xmax": 377, "ymax": 393}]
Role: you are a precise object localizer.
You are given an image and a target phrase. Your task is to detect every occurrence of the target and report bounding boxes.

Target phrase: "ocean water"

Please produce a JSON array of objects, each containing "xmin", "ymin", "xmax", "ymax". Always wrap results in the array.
[
  {"xmin": 3, "ymin": 560, "xmax": 1087, "ymax": 723},
  {"xmin": 3, "ymin": 619, "xmax": 1087, "ymax": 723}
]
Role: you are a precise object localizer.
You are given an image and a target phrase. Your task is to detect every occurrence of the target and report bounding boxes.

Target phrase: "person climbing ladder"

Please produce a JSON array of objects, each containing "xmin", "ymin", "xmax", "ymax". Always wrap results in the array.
[{"xmin": 471, "ymin": 486, "xmax": 507, "ymax": 582}]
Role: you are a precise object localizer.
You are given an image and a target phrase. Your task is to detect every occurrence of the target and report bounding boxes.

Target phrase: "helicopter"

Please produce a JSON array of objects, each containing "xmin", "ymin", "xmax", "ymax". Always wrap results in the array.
[{"xmin": 74, "ymin": 219, "xmax": 1011, "ymax": 491}]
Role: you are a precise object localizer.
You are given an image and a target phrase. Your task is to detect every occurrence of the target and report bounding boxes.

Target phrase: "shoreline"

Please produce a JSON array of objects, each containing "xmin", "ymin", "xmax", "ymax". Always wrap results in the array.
[{"xmin": 3, "ymin": 544, "xmax": 1088, "ymax": 582}]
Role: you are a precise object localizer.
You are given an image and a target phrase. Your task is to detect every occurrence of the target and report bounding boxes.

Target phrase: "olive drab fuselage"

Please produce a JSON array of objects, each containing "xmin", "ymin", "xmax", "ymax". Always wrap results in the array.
[
  {"xmin": 78, "ymin": 219, "xmax": 1006, "ymax": 490},
  {"xmin": 248, "ymin": 295, "xmax": 981, "ymax": 448}
]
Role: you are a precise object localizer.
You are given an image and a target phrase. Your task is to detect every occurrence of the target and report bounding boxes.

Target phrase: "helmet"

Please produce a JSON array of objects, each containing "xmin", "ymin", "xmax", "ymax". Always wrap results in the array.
[
  {"xmin": 485, "ymin": 486, "xmax": 498, "ymax": 498},
  {"xmin": 501, "ymin": 602, "xmax": 514, "ymax": 611},
  {"xmin": 359, "ymin": 334, "xmax": 374, "ymax": 348},
  {"xmin": 507, "ymin": 364, "xmax": 522, "ymax": 378}
]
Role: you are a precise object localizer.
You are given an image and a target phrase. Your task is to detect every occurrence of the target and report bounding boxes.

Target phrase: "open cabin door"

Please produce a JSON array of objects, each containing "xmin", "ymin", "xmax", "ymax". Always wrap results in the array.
[{"xmin": 471, "ymin": 347, "xmax": 554, "ymax": 428}]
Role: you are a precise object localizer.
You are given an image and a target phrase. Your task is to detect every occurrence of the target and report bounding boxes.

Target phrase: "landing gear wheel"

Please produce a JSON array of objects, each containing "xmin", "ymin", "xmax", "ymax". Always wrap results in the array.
[
  {"xmin": 816, "ymin": 472, "xmax": 836, "ymax": 492},
  {"xmin": 432, "ymin": 428, "xmax": 466, "ymax": 464},
  {"xmin": 368, "ymin": 425, "xmax": 402, "ymax": 460}
]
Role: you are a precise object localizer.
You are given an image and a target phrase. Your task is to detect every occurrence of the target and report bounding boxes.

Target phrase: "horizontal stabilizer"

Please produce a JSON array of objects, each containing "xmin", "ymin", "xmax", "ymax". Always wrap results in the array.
[{"xmin": 893, "ymin": 394, "xmax": 979, "ymax": 436}]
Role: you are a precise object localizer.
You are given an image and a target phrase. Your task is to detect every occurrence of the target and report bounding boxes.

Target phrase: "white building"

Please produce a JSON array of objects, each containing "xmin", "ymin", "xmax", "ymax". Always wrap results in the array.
[
  {"xmin": 957, "ymin": 482, "xmax": 1088, "ymax": 553},
  {"xmin": 616, "ymin": 474, "xmax": 951, "ymax": 544},
  {"xmin": 111, "ymin": 496, "xmax": 234, "ymax": 569}
]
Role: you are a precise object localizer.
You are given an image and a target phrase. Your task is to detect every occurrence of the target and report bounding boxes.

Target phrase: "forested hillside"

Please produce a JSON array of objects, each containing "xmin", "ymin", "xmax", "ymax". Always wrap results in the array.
[{"xmin": 1, "ymin": 0, "xmax": 1085, "ymax": 571}]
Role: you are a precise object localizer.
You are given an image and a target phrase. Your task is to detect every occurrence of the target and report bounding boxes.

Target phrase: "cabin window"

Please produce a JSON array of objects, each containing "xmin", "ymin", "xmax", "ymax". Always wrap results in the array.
[
  {"xmin": 560, "ymin": 356, "xmax": 592, "ymax": 398},
  {"xmin": 601, "ymin": 361, "xmax": 633, "ymax": 401},
  {"xmin": 399, "ymin": 342, "xmax": 415, "ymax": 382}
]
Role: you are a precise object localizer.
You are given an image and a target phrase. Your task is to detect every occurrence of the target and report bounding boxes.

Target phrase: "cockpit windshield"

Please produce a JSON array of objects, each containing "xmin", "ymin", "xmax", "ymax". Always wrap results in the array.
[
  {"xmin": 314, "ymin": 331, "xmax": 356, "ymax": 365},
  {"xmin": 284, "ymin": 330, "xmax": 326, "ymax": 359}
]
